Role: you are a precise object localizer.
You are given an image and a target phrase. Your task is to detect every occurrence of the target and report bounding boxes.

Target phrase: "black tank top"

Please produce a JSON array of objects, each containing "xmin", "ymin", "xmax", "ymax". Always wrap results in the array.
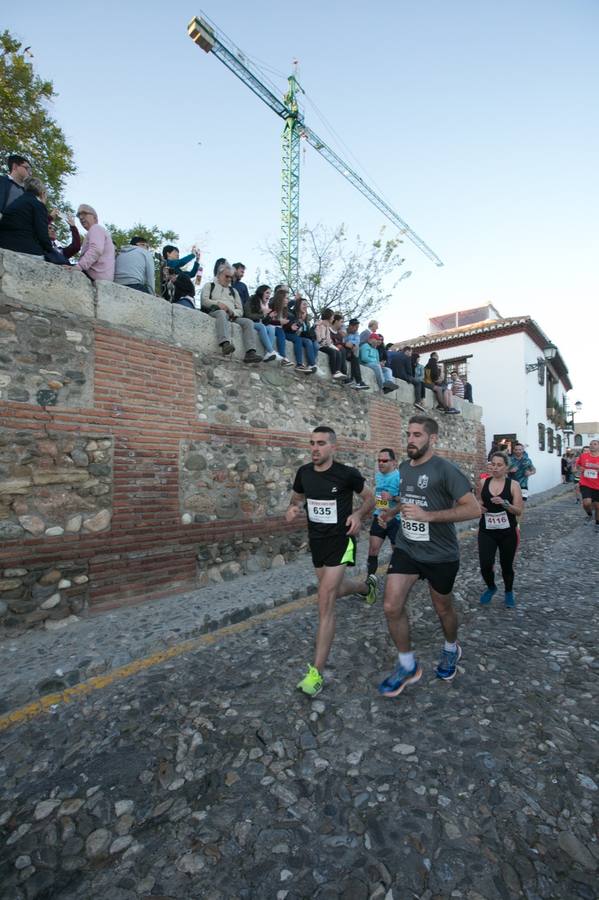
[{"xmin": 480, "ymin": 476, "xmax": 518, "ymax": 532}]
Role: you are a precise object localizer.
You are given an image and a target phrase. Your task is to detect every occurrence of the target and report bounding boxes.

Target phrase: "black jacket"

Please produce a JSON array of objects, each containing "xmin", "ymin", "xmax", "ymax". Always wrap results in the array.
[
  {"xmin": 389, "ymin": 350, "xmax": 413, "ymax": 381},
  {"xmin": 0, "ymin": 175, "xmax": 24, "ymax": 215},
  {"xmin": 0, "ymin": 192, "xmax": 53, "ymax": 256}
]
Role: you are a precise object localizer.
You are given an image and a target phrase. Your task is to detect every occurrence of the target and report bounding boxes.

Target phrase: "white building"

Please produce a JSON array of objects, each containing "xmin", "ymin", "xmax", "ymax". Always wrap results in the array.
[
  {"xmin": 574, "ymin": 422, "xmax": 599, "ymax": 449},
  {"xmin": 399, "ymin": 305, "xmax": 573, "ymax": 496}
]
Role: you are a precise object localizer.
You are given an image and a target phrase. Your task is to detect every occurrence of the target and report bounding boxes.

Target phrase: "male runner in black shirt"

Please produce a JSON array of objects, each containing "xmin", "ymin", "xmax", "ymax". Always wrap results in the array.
[{"xmin": 286, "ymin": 426, "xmax": 376, "ymax": 696}]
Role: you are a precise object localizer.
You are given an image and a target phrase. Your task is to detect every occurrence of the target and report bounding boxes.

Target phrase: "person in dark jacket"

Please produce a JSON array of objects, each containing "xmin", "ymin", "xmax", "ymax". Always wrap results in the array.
[
  {"xmin": 44, "ymin": 211, "xmax": 82, "ymax": 265},
  {"xmin": 389, "ymin": 345, "xmax": 426, "ymax": 408},
  {"xmin": 0, "ymin": 154, "xmax": 31, "ymax": 214},
  {"xmin": 0, "ymin": 176, "xmax": 52, "ymax": 257}
]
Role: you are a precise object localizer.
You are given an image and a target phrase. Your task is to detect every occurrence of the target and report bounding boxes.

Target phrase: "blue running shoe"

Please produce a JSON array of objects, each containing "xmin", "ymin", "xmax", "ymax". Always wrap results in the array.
[
  {"xmin": 378, "ymin": 661, "xmax": 423, "ymax": 698},
  {"xmin": 479, "ymin": 587, "xmax": 497, "ymax": 605},
  {"xmin": 504, "ymin": 591, "xmax": 515, "ymax": 608},
  {"xmin": 435, "ymin": 643, "xmax": 462, "ymax": 681}
]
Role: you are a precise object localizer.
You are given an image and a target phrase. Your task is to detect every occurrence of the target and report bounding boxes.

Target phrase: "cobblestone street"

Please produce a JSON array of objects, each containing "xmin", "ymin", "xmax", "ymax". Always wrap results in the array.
[{"xmin": 1, "ymin": 490, "xmax": 598, "ymax": 900}]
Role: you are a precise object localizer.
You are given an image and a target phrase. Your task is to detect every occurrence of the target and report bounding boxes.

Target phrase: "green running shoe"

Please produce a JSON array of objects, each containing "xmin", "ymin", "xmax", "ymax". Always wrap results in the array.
[
  {"xmin": 297, "ymin": 664, "xmax": 323, "ymax": 696},
  {"xmin": 365, "ymin": 574, "xmax": 378, "ymax": 606}
]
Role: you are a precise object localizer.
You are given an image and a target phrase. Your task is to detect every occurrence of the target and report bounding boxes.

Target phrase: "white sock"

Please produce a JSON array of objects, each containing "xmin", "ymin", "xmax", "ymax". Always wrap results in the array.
[
  {"xmin": 398, "ymin": 651, "xmax": 415, "ymax": 670},
  {"xmin": 444, "ymin": 640, "xmax": 457, "ymax": 652}
]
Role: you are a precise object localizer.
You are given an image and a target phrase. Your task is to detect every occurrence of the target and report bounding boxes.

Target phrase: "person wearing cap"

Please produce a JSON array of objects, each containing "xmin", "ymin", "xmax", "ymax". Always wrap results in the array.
[
  {"xmin": 75, "ymin": 204, "xmax": 115, "ymax": 282},
  {"xmin": 359, "ymin": 333, "xmax": 398, "ymax": 393},
  {"xmin": 114, "ymin": 236, "xmax": 156, "ymax": 294},
  {"xmin": 341, "ymin": 317, "xmax": 369, "ymax": 389}
]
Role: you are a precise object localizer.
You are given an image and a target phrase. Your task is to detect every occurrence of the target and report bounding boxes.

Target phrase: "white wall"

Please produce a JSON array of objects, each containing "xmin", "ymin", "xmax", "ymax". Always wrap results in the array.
[{"xmin": 438, "ymin": 330, "xmax": 565, "ymax": 495}]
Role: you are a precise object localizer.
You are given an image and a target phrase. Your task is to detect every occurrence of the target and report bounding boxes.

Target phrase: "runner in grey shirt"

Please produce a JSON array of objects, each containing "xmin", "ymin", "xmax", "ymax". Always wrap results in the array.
[{"xmin": 378, "ymin": 415, "xmax": 480, "ymax": 697}]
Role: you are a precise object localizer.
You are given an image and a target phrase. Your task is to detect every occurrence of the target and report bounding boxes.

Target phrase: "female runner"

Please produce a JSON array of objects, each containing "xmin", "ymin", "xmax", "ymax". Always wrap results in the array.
[{"xmin": 478, "ymin": 451, "xmax": 523, "ymax": 608}]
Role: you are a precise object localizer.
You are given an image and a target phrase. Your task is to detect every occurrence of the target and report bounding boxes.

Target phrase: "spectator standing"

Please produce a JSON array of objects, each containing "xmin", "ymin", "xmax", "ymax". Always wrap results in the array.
[
  {"xmin": 359, "ymin": 334, "xmax": 398, "ymax": 393},
  {"xmin": 45, "ymin": 211, "xmax": 81, "ymax": 265},
  {"xmin": 114, "ymin": 236, "xmax": 156, "ymax": 294},
  {"xmin": 243, "ymin": 284, "xmax": 278, "ymax": 362},
  {"xmin": 232, "ymin": 262, "xmax": 250, "ymax": 308},
  {"xmin": 450, "ymin": 370, "xmax": 465, "ymax": 400},
  {"xmin": 0, "ymin": 176, "xmax": 52, "ymax": 257},
  {"xmin": 0, "ymin": 154, "xmax": 31, "ymax": 214},
  {"xmin": 199, "ymin": 262, "xmax": 261, "ymax": 363},
  {"xmin": 75, "ymin": 205, "xmax": 115, "ymax": 281}
]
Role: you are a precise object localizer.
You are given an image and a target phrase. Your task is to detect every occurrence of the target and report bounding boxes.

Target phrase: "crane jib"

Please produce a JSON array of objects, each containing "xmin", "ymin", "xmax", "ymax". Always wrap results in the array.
[{"xmin": 187, "ymin": 14, "xmax": 443, "ymax": 273}]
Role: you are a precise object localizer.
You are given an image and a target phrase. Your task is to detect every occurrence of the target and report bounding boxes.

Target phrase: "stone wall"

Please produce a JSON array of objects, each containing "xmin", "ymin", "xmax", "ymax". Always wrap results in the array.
[{"xmin": 0, "ymin": 249, "xmax": 486, "ymax": 630}]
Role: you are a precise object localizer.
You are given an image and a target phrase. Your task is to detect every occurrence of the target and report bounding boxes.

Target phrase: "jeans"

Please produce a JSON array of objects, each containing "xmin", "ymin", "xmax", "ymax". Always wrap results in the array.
[
  {"xmin": 363, "ymin": 362, "xmax": 394, "ymax": 389},
  {"xmin": 252, "ymin": 321, "xmax": 277, "ymax": 354},
  {"xmin": 274, "ymin": 327, "xmax": 303, "ymax": 364},
  {"xmin": 301, "ymin": 337, "xmax": 319, "ymax": 366}
]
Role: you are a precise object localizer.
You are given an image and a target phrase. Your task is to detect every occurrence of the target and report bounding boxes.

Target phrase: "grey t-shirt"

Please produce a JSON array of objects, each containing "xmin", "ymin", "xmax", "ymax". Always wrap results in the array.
[{"xmin": 394, "ymin": 455, "xmax": 473, "ymax": 562}]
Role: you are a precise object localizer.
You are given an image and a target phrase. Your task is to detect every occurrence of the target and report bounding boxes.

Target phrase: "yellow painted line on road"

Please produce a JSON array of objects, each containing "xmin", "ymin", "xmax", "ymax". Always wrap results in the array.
[{"xmin": 0, "ymin": 593, "xmax": 318, "ymax": 734}]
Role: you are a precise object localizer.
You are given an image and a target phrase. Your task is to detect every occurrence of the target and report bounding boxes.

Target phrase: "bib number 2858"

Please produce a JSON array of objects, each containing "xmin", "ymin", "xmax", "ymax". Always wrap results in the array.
[{"xmin": 401, "ymin": 518, "xmax": 430, "ymax": 541}]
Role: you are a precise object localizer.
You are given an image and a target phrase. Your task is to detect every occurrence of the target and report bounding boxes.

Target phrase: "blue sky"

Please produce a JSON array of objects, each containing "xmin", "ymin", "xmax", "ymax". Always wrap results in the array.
[{"xmin": 9, "ymin": 0, "xmax": 599, "ymax": 420}]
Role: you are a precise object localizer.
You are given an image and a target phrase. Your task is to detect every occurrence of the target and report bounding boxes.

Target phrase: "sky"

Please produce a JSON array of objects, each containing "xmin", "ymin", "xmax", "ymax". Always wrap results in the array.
[{"xmin": 7, "ymin": 0, "xmax": 599, "ymax": 420}]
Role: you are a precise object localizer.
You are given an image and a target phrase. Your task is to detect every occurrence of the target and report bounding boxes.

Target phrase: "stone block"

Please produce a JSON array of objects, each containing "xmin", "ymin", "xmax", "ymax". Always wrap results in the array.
[
  {"xmin": 0, "ymin": 249, "xmax": 95, "ymax": 318},
  {"xmin": 95, "ymin": 280, "xmax": 172, "ymax": 341},
  {"xmin": 171, "ymin": 304, "xmax": 218, "ymax": 353}
]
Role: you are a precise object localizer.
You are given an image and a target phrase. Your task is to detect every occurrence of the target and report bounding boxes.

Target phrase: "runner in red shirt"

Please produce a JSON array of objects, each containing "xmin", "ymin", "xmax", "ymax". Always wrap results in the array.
[{"xmin": 576, "ymin": 439, "xmax": 599, "ymax": 532}]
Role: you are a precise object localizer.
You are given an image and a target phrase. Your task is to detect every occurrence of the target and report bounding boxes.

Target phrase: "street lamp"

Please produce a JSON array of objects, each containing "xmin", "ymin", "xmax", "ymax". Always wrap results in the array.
[
  {"xmin": 564, "ymin": 400, "xmax": 583, "ymax": 448},
  {"xmin": 525, "ymin": 343, "xmax": 558, "ymax": 374}
]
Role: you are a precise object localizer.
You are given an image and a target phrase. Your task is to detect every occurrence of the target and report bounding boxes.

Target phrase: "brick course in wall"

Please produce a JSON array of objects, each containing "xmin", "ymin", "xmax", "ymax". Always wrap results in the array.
[{"xmin": 0, "ymin": 250, "xmax": 486, "ymax": 629}]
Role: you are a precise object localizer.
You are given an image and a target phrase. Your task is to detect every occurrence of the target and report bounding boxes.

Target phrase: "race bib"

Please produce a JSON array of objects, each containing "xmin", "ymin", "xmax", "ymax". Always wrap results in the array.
[
  {"xmin": 485, "ymin": 511, "xmax": 510, "ymax": 530},
  {"xmin": 375, "ymin": 494, "xmax": 390, "ymax": 509},
  {"xmin": 583, "ymin": 468, "xmax": 598, "ymax": 480},
  {"xmin": 401, "ymin": 518, "xmax": 430, "ymax": 542},
  {"xmin": 307, "ymin": 499, "xmax": 338, "ymax": 524}
]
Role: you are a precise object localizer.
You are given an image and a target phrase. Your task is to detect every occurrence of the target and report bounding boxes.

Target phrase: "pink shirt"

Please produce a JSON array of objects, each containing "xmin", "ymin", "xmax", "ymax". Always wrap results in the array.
[{"xmin": 76, "ymin": 223, "xmax": 115, "ymax": 281}]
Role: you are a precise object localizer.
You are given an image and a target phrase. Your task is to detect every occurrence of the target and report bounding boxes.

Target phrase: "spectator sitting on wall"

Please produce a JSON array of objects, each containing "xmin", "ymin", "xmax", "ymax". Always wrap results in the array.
[
  {"xmin": 0, "ymin": 176, "xmax": 53, "ymax": 258},
  {"xmin": 243, "ymin": 284, "xmax": 278, "ymax": 362},
  {"xmin": 45, "ymin": 210, "xmax": 81, "ymax": 265},
  {"xmin": 75, "ymin": 204, "xmax": 115, "ymax": 281},
  {"xmin": 267, "ymin": 287, "xmax": 312, "ymax": 372},
  {"xmin": 424, "ymin": 352, "xmax": 459, "ymax": 414},
  {"xmin": 232, "ymin": 262, "xmax": 250, "ymax": 308},
  {"xmin": 0, "ymin": 154, "xmax": 32, "ymax": 214},
  {"xmin": 359, "ymin": 319, "xmax": 379, "ymax": 344},
  {"xmin": 389, "ymin": 344, "xmax": 426, "ymax": 409},
  {"xmin": 332, "ymin": 313, "xmax": 368, "ymax": 389},
  {"xmin": 294, "ymin": 298, "xmax": 320, "ymax": 372},
  {"xmin": 172, "ymin": 274, "xmax": 197, "ymax": 309},
  {"xmin": 115, "ymin": 236, "xmax": 156, "ymax": 294},
  {"xmin": 160, "ymin": 244, "xmax": 201, "ymax": 299},
  {"xmin": 464, "ymin": 380, "xmax": 473, "ymax": 403},
  {"xmin": 315, "ymin": 308, "xmax": 351, "ymax": 382},
  {"xmin": 199, "ymin": 262, "xmax": 261, "ymax": 363},
  {"xmin": 450, "ymin": 370, "xmax": 465, "ymax": 400},
  {"xmin": 359, "ymin": 334, "xmax": 398, "ymax": 393}
]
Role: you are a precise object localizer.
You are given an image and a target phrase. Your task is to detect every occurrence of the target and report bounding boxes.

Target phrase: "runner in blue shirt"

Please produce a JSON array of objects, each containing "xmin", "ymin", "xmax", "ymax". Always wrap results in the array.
[{"xmin": 367, "ymin": 448, "xmax": 401, "ymax": 579}]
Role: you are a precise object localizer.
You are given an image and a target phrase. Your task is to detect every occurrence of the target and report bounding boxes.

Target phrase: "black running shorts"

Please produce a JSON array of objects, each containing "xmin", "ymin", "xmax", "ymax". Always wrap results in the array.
[
  {"xmin": 369, "ymin": 515, "xmax": 400, "ymax": 542},
  {"xmin": 387, "ymin": 546, "xmax": 460, "ymax": 595},
  {"xmin": 309, "ymin": 535, "xmax": 356, "ymax": 568},
  {"xmin": 581, "ymin": 485, "xmax": 599, "ymax": 503}
]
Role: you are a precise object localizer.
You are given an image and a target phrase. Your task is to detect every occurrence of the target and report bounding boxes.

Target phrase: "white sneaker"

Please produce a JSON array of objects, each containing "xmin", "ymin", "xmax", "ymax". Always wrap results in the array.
[
  {"xmin": 280, "ymin": 358, "xmax": 294, "ymax": 367},
  {"xmin": 332, "ymin": 371, "xmax": 347, "ymax": 380},
  {"xmin": 262, "ymin": 351, "xmax": 277, "ymax": 362}
]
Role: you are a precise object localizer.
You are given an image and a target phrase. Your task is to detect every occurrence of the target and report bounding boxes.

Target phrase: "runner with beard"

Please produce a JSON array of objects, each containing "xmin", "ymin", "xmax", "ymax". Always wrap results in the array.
[
  {"xmin": 378, "ymin": 416, "xmax": 480, "ymax": 697},
  {"xmin": 286, "ymin": 426, "xmax": 376, "ymax": 696}
]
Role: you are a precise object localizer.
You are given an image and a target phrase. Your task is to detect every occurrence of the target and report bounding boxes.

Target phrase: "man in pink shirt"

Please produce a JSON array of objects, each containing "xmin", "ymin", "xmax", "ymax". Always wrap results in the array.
[{"xmin": 75, "ymin": 204, "xmax": 115, "ymax": 281}]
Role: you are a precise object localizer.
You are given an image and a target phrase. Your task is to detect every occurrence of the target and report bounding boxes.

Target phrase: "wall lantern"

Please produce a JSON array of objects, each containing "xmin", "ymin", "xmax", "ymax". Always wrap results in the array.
[{"xmin": 525, "ymin": 343, "xmax": 558, "ymax": 374}]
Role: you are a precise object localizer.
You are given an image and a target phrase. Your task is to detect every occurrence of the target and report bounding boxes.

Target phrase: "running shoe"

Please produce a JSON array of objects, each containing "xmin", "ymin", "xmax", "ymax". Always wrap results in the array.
[
  {"xmin": 479, "ymin": 587, "xmax": 497, "ymax": 605},
  {"xmin": 365, "ymin": 574, "xmax": 378, "ymax": 606},
  {"xmin": 378, "ymin": 661, "xmax": 423, "ymax": 697},
  {"xmin": 434, "ymin": 643, "xmax": 462, "ymax": 681},
  {"xmin": 296, "ymin": 664, "xmax": 323, "ymax": 697},
  {"xmin": 332, "ymin": 371, "xmax": 347, "ymax": 380},
  {"xmin": 504, "ymin": 591, "xmax": 515, "ymax": 608},
  {"xmin": 262, "ymin": 351, "xmax": 277, "ymax": 362},
  {"xmin": 414, "ymin": 402, "xmax": 426, "ymax": 411},
  {"xmin": 280, "ymin": 357, "xmax": 294, "ymax": 367},
  {"xmin": 356, "ymin": 383, "xmax": 370, "ymax": 390}
]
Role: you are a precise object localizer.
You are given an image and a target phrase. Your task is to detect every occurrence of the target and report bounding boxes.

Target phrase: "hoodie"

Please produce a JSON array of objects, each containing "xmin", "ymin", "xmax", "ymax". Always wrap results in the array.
[{"xmin": 114, "ymin": 245, "xmax": 155, "ymax": 293}]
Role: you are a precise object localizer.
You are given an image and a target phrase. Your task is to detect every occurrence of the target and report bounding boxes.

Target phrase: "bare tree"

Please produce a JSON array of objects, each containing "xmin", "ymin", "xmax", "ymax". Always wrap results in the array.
[{"xmin": 265, "ymin": 223, "xmax": 407, "ymax": 321}]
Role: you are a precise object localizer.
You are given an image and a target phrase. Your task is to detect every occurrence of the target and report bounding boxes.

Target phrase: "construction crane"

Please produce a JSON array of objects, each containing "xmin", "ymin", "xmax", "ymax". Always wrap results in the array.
[{"xmin": 188, "ymin": 13, "xmax": 443, "ymax": 288}]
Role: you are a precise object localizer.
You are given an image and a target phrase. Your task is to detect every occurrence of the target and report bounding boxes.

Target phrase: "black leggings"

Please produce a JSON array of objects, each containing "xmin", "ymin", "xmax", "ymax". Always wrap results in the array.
[{"xmin": 478, "ymin": 528, "xmax": 519, "ymax": 592}]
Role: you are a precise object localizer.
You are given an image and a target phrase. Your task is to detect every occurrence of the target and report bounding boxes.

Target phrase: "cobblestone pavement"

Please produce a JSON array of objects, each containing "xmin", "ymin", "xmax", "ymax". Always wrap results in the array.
[{"xmin": 1, "ymin": 489, "xmax": 598, "ymax": 899}]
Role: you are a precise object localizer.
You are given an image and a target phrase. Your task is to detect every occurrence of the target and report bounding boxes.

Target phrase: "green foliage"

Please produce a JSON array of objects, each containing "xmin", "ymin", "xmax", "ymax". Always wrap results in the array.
[
  {"xmin": 0, "ymin": 30, "xmax": 76, "ymax": 204},
  {"xmin": 266, "ymin": 223, "xmax": 407, "ymax": 322},
  {"xmin": 105, "ymin": 223, "xmax": 179, "ymax": 253}
]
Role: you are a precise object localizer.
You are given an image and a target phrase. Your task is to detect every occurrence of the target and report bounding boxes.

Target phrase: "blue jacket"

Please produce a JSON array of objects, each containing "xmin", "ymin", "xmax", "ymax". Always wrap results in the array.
[{"xmin": 359, "ymin": 343, "xmax": 380, "ymax": 366}]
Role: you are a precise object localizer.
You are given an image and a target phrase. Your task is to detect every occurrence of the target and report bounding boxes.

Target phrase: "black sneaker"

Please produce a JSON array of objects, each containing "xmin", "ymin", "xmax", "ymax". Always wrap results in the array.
[
  {"xmin": 243, "ymin": 350, "xmax": 261, "ymax": 364},
  {"xmin": 220, "ymin": 341, "xmax": 235, "ymax": 356}
]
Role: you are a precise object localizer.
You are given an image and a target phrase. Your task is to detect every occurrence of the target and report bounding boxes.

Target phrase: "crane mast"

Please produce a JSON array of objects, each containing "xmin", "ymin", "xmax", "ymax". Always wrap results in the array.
[{"xmin": 188, "ymin": 14, "xmax": 443, "ymax": 287}]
